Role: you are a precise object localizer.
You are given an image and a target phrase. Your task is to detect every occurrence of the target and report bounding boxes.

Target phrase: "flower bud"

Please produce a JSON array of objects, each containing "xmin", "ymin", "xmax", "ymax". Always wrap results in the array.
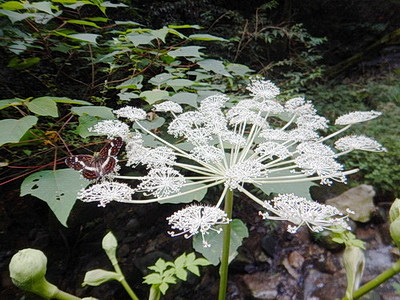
[
  {"xmin": 390, "ymin": 217, "xmax": 400, "ymax": 248},
  {"xmin": 389, "ymin": 198, "xmax": 400, "ymax": 223},
  {"xmin": 343, "ymin": 245, "xmax": 365, "ymax": 298},
  {"xmin": 9, "ymin": 249, "xmax": 58, "ymax": 298},
  {"xmin": 102, "ymin": 232, "xmax": 118, "ymax": 263}
]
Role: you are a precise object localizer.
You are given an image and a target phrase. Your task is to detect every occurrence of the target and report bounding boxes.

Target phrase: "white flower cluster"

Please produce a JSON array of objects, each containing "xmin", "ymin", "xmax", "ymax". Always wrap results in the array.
[{"xmin": 82, "ymin": 79, "xmax": 384, "ymax": 245}]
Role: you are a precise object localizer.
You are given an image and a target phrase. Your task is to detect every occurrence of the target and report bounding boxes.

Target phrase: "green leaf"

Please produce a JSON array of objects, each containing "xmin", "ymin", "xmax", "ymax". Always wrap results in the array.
[
  {"xmin": 50, "ymin": 97, "xmax": 92, "ymax": 105},
  {"xmin": 0, "ymin": 116, "xmax": 38, "ymax": 146},
  {"xmin": 168, "ymin": 24, "xmax": 201, "ymax": 29},
  {"xmin": 69, "ymin": 33, "xmax": 100, "ymax": 44},
  {"xmin": 0, "ymin": 98, "xmax": 23, "ymax": 110},
  {"xmin": 168, "ymin": 92, "xmax": 198, "ymax": 108},
  {"xmin": 71, "ymin": 106, "xmax": 115, "ymax": 119},
  {"xmin": 160, "ymin": 181, "xmax": 207, "ymax": 204},
  {"xmin": 140, "ymin": 90, "xmax": 169, "ymax": 105},
  {"xmin": 197, "ymin": 59, "xmax": 232, "ymax": 77},
  {"xmin": 24, "ymin": 1, "xmax": 58, "ymax": 15},
  {"xmin": 150, "ymin": 27, "xmax": 170, "ymax": 43},
  {"xmin": 189, "ymin": 34, "xmax": 227, "ymax": 42},
  {"xmin": 66, "ymin": 19, "xmax": 101, "ymax": 28},
  {"xmin": 20, "ymin": 169, "xmax": 89, "ymax": 226},
  {"xmin": 259, "ymin": 169, "xmax": 316, "ymax": 199},
  {"xmin": 143, "ymin": 273, "xmax": 163, "ymax": 285},
  {"xmin": 76, "ymin": 115, "xmax": 102, "ymax": 138},
  {"xmin": 148, "ymin": 73, "xmax": 174, "ymax": 86},
  {"xmin": 226, "ymin": 63, "xmax": 254, "ymax": 77},
  {"xmin": 0, "ymin": 9, "xmax": 35, "ymax": 23},
  {"xmin": 26, "ymin": 97, "xmax": 58, "ymax": 117},
  {"xmin": 0, "ymin": 1, "xmax": 25, "ymax": 10},
  {"xmin": 82, "ymin": 269, "xmax": 122, "ymax": 287},
  {"xmin": 7, "ymin": 57, "xmax": 41, "ymax": 70},
  {"xmin": 116, "ymin": 76, "xmax": 143, "ymax": 89},
  {"xmin": 166, "ymin": 79, "xmax": 194, "ymax": 88},
  {"xmin": 134, "ymin": 117, "xmax": 165, "ymax": 131},
  {"xmin": 101, "ymin": 1, "xmax": 128, "ymax": 8},
  {"xmin": 126, "ymin": 33, "xmax": 155, "ymax": 46},
  {"xmin": 168, "ymin": 46, "xmax": 204, "ymax": 58},
  {"xmin": 193, "ymin": 219, "xmax": 249, "ymax": 265}
]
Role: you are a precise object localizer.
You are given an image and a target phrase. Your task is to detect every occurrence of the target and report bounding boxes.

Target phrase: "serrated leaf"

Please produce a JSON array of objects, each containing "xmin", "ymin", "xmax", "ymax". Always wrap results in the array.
[
  {"xmin": 0, "ymin": 98, "xmax": 23, "ymax": 110},
  {"xmin": 159, "ymin": 282, "xmax": 169, "ymax": 295},
  {"xmin": 168, "ymin": 46, "xmax": 204, "ymax": 58},
  {"xmin": 0, "ymin": 116, "xmax": 38, "ymax": 146},
  {"xmin": 140, "ymin": 90, "xmax": 169, "ymax": 104},
  {"xmin": 71, "ymin": 106, "xmax": 115, "ymax": 119},
  {"xmin": 175, "ymin": 268, "xmax": 187, "ymax": 281},
  {"xmin": 26, "ymin": 97, "xmax": 58, "ymax": 117},
  {"xmin": 193, "ymin": 219, "xmax": 249, "ymax": 265},
  {"xmin": 259, "ymin": 169, "xmax": 316, "ymax": 199},
  {"xmin": 20, "ymin": 169, "xmax": 89, "ymax": 226},
  {"xmin": 186, "ymin": 265, "xmax": 200, "ymax": 276},
  {"xmin": 143, "ymin": 273, "xmax": 163, "ymax": 285},
  {"xmin": 189, "ymin": 34, "xmax": 227, "ymax": 41},
  {"xmin": 197, "ymin": 59, "xmax": 231, "ymax": 77},
  {"xmin": 82, "ymin": 269, "xmax": 122, "ymax": 287}
]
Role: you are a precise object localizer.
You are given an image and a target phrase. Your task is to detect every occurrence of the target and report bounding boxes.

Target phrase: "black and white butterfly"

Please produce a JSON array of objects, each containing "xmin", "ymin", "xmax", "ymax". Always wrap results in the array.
[{"xmin": 65, "ymin": 137, "xmax": 123, "ymax": 180}]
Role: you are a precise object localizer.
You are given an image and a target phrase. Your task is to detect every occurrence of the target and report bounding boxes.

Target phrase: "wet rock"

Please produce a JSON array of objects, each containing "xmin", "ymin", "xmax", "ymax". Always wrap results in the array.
[
  {"xmin": 326, "ymin": 184, "xmax": 376, "ymax": 222},
  {"xmin": 304, "ymin": 269, "xmax": 346, "ymax": 299},
  {"xmin": 288, "ymin": 251, "xmax": 305, "ymax": 269},
  {"xmin": 241, "ymin": 272, "xmax": 281, "ymax": 299},
  {"xmin": 260, "ymin": 235, "xmax": 278, "ymax": 257}
]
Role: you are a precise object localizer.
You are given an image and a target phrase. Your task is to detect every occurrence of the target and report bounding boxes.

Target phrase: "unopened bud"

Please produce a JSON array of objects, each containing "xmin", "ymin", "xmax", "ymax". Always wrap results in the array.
[
  {"xmin": 343, "ymin": 245, "xmax": 365, "ymax": 298},
  {"xmin": 9, "ymin": 249, "xmax": 58, "ymax": 298},
  {"xmin": 390, "ymin": 217, "xmax": 400, "ymax": 248},
  {"xmin": 102, "ymin": 232, "xmax": 118, "ymax": 263},
  {"xmin": 389, "ymin": 198, "xmax": 400, "ymax": 223}
]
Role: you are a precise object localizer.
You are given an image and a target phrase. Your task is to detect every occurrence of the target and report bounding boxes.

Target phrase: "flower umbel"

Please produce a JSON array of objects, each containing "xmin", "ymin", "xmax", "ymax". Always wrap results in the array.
[
  {"xmin": 259, "ymin": 194, "xmax": 352, "ymax": 233},
  {"xmin": 167, "ymin": 204, "xmax": 230, "ymax": 247},
  {"xmin": 79, "ymin": 79, "xmax": 383, "ymax": 244}
]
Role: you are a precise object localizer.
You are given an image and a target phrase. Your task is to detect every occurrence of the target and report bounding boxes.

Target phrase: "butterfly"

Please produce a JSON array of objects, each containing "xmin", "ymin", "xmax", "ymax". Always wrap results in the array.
[{"xmin": 65, "ymin": 137, "xmax": 123, "ymax": 180}]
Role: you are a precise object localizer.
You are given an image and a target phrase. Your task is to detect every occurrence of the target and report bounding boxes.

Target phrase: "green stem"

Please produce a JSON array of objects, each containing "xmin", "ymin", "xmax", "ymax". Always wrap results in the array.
[
  {"xmin": 112, "ymin": 260, "xmax": 140, "ymax": 300},
  {"xmin": 218, "ymin": 189, "xmax": 234, "ymax": 300},
  {"xmin": 342, "ymin": 260, "xmax": 400, "ymax": 300}
]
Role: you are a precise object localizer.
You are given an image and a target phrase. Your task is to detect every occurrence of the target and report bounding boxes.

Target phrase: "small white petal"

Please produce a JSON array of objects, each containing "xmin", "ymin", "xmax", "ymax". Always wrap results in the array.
[
  {"xmin": 78, "ymin": 182, "xmax": 134, "ymax": 207},
  {"xmin": 153, "ymin": 101, "xmax": 183, "ymax": 113},
  {"xmin": 335, "ymin": 135, "xmax": 386, "ymax": 152},
  {"xmin": 114, "ymin": 106, "xmax": 147, "ymax": 121},
  {"xmin": 335, "ymin": 111, "xmax": 382, "ymax": 125}
]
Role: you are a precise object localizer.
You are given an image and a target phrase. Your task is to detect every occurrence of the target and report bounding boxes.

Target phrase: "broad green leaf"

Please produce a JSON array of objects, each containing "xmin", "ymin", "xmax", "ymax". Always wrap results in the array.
[
  {"xmin": 83, "ymin": 269, "xmax": 122, "ymax": 287},
  {"xmin": 150, "ymin": 27, "xmax": 170, "ymax": 43},
  {"xmin": 76, "ymin": 115, "xmax": 102, "ymax": 138},
  {"xmin": 166, "ymin": 79, "xmax": 194, "ymax": 88},
  {"xmin": 71, "ymin": 106, "xmax": 115, "ymax": 119},
  {"xmin": 169, "ymin": 46, "xmax": 204, "ymax": 58},
  {"xmin": 134, "ymin": 117, "xmax": 165, "ymax": 131},
  {"xmin": 49, "ymin": 97, "xmax": 92, "ymax": 105},
  {"xmin": 0, "ymin": 116, "xmax": 38, "ymax": 146},
  {"xmin": 24, "ymin": 1, "xmax": 58, "ymax": 15},
  {"xmin": 197, "ymin": 59, "xmax": 232, "ymax": 77},
  {"xmin": 126, "ymin": 33, "xmax": 154, "ymax": 46},
  {"xmin": 168, "ymin": 92, "xmax": 198, "ymax": 108},
  {"xmin": 160, "ymin": 181, "xmax": 207, "ymax": 204},
  {"xmin": 102, "ymin": 1, "xmax": 128, "ymax": 8},
  {"xmin": 114, "ymin": 20, "xmax": 141, "ymax": 26},
  {"xmin": 116, "ymin": 76, "xmax": 143, "ymax": 89},
  {"xmin": 187, "ymin": 70, "xmax": 213, "ymax": 81},
  {"xmin": 20, "ymin": 169, "xmax": 89, "ymax": 226},
  {"xmin": 140, "ymin": 90, "xmax": 169, "ymax": 104},
  {"xmin": 0, "ymin": 98, "xmax": 23, "ymax": 110},
  {"xmin": 193, "ymin": 219, "xmax": 249, "ymax": 265},
  {"xmin": 259, "ymin": 169, "xmax": 316, "ymax": 199},
  {"xmin": 0, "ymin": 9, "xmax": 35, "ymax": 23},
  {"xmin": 226, "ymin": 63, "xmax": 253, "ymax": 76},
  {"xmin": 26, "ymin": 97, "xmax": 58, "ymax": 117},
  {"xmin": 189, "ymin": 34, "xmax": 227, "ymax": 42},
  {"xmin": 0, "ymin": 1, "xmax": 25, "ymax": 10},
  {"xmin": 7, "ymin": 57, "xmax": 41, "ymax": 69},
  {"xmin": 149, "ymin": 73, "xmax": 174, "ymax": 86},
  {"xmin": 86, "ymin": 17, "xmax": 108, "ymax": 22},
  {"xmin": 66, "ymin": 19, "xmax": 101, "ymax": 28},
  {"xmin": 69, "ymin": 33, "xmax": 100, "ymax": 44},
  {"xmin": 118, "ymin": 92, "xmax": 140, "ymax": 101}
]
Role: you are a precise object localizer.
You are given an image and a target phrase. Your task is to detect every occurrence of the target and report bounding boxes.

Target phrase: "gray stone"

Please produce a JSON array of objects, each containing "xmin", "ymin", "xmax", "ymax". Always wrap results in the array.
[{"xmin": 326, "ymin": 184, "xmax": 376, "ymax": 223}]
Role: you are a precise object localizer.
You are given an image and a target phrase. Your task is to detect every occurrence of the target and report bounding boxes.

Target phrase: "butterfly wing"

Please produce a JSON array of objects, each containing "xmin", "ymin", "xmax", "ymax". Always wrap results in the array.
[
  {"xmin": 98, "ymin": 137, "xmax": 123, "ymax": 157},
  {"xmin": 65, "ymin": 155, "xmax": 94, "ymax": 172}
]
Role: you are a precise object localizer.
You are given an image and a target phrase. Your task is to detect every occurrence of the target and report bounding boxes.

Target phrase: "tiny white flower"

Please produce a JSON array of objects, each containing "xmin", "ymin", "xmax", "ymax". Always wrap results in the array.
[
  {"xmin": 190, "ymin": 145, "xmax": 225, "ymax": 163},
  {"xmin": 137, "ymin": 167, "xmax": 185, "ymax": 198},
  {"xmin": 89, "ymin": 120, "xmax": 130, "ymax": 138},
  {"xmin": 255, "ymin": 142, "xmax": 290, "ymax": 159},
  {"xmin": 224, "ymin": 160, "xmax": 264, "ymax": 190},
  {"xmin": 285, "ymin": 97, "xmax": 316, "ymax": 115},
  {"xmin": 259, "ymin": 193, "xmax": 351, "ymax": 233},
  {"xmin": 296, "ymin": 142, "xmax": 335, "ymax": 156},
  {"xmin": 167, "ymin": 204, "xmax": 230, "ymax": 247},
  {"xmin": 296, "ymin": 114, "xmax": 329, "ymax": 130},
  {"xmin": 78, "ymin": 181, "xmax": 134, "ymax": 207},
  {"xmin": 246, "ymin": 79, "xmax": 280, "ymax": 100},
  {"xmin": 114, "ymin": 106, "xmax": 147, "ymax": 121},
  {"xmin": 153, "ymin": 101, "xmax": 183, "ymax": 113},
  {"xmin": 200, "ymin": 94, "xmax": 229, "ymax": 110},
  {"xmin": 141, "ymin": 146, "xmax": 177, "ymax": 168},
  {"xmin": 335, "ymin": 111, "xmax": 382, "ymax": 125},
  {"xmin": 335, "ymin": 135, "xmax": 387, "ymax": 152}
]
